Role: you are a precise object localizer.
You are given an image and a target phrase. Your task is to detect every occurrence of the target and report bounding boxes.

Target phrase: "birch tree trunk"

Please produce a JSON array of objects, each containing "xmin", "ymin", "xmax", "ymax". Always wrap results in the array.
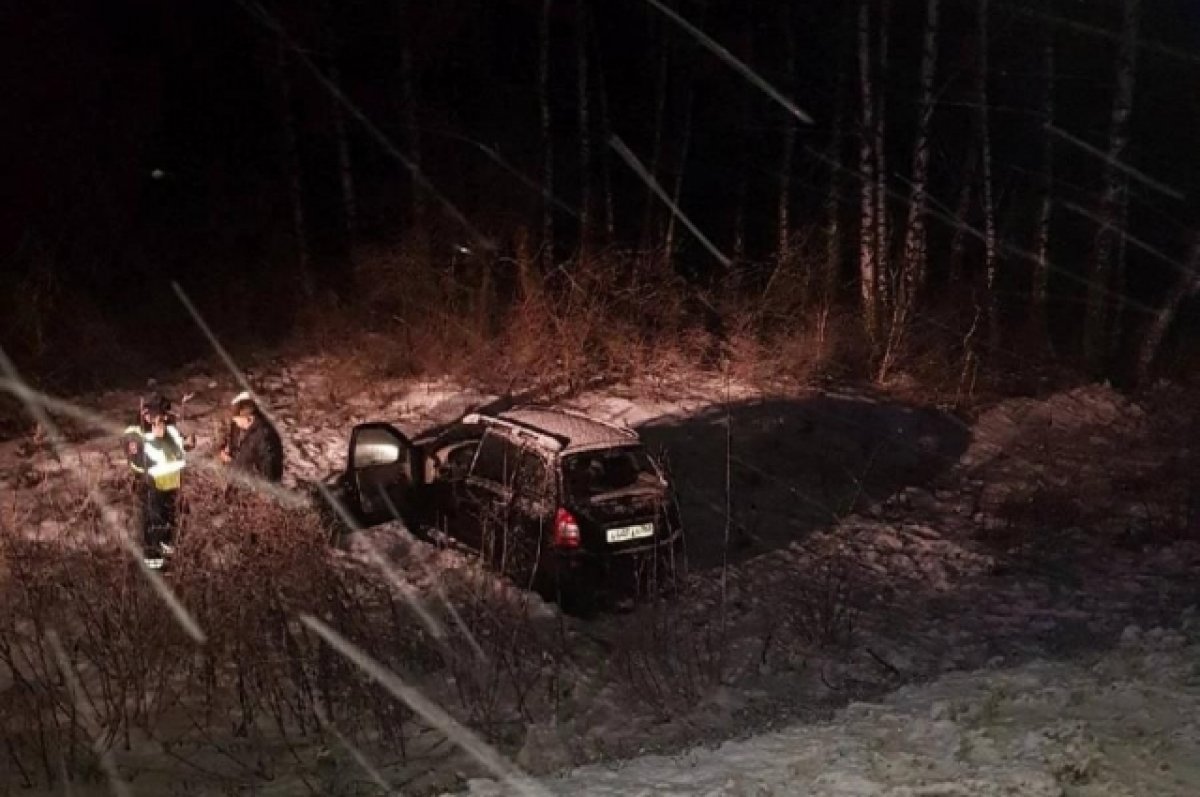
[
  {"xmin": 576, "ymin": 0, "xmax": 592, "ymax": 257},
  {"xmin": 275, "ymin": 41, "xmax": 312, "ymax": 298},
  {"xmin": 1136, "ymin": 235, "xmax": 1200, "ymax": 386},
  {"xmin": 900, "ymin": 0, "xmax": 940, "ymax": 308},
  {"xmin": 877, "ymin": 0, "xmax": 939, "ymax": 382},
  {"xmin": 539, "ymin": 0, "xmax": 555, "ymax": 269},
  {"xmin": 1086, "ymin": 0, "xmax": 1140, "ymax": 367},
  {"xmin": 330, "ymin": 61, "xmax": 358, "ymax": 254},
  {"xmin": 874, "ymin": 0, "xmax": 892, "ymax": 314},
  {"xmin": 1033, "ymin": 34, "xmax": 1055, "ymax": 328},
  {"xmin": 857, "ymin": 0, "xmax": 879, "ymax": 338},
  {"xmin": 976, "ymin": 0, "xmax": 998, "ymax": 347}
]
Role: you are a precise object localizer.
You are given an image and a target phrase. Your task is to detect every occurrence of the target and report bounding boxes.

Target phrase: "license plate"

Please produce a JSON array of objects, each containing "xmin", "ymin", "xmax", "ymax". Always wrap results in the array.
[{"xmin": 606, "ymin": 523, "xmax": 654, "ymax": 544}]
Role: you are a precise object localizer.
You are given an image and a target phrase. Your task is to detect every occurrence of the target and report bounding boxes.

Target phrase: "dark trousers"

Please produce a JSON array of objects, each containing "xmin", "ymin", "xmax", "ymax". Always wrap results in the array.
[{"xmin": 142, "ymin": 487, "xmax": 179, "ymax": 554}]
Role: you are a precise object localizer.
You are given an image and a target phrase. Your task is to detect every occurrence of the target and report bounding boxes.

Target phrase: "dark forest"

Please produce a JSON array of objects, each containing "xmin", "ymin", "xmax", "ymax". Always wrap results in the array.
[{"xmin": 4, "ymin": 0, "xmax": 1200, "ymax": 390}]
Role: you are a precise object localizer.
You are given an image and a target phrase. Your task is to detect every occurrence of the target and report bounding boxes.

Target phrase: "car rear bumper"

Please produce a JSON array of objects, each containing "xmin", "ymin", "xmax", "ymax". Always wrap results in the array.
[{"xmin": 554, "ymin": 529, "xmax": 685, "ymax": 600}]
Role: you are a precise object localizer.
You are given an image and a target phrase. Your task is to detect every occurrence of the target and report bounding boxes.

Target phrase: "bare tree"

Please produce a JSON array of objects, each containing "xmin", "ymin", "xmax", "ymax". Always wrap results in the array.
[
  {"xmin": 398, "ymin": 0, "xmax": 425, "ymax": 234},
  {"xmin": 874, "ymin": 0, "xmax": 892, "ymax": 314},
  {"xmin": 1136, "ymin": 235, "xmax": 1200, "ymax": 386},
  {"xmin": 731, "ymin": 1, "xmax": 756, "ymax": 266},
  {"xmin": 591, "ymin": 23, "xmax": 616, "ymax": 240},
  {"xmin": 1112, "ymin": 191, "xmax": 1130, "ymax": 344},
  {"xmin": 947, "ymin": 143, "xmax": 979, "ymax": 285},
  {"xmin": 857, "ymin": 0, "xmax": 879, "ymax": 338},
  {"xmin": 976, "ymin": 0, "xmax": 998, "ymax": 347},
  {"xmin": 900, "ymin": 0, "xmax": 941, "ymax": 310},
  {"xmin": 823, "ymin": 9, "xmax": 852, "ymax": 303},
  {"xmin": 275, "ymin": 41, "xmax": 312, "ymax": 298},
  {"xmin": 1085, "ymin": 0, "xmax": 1141, "ymax": 367},
  {"xmin": 1033, "ymin": 33, "xmax": 1055, "ymax": 330},
  {"xmin": 662, "ymin": 1, "xmax": 705, "ymax": 268},
  {"xmin": 663, "ymin": 76, "xmax": 695, "ymax": 266},
  {"xmin": 878, "ymin": 0, "xmax": 940, "ymax": 381},
  {"xmin": 823, "ymin": 59, "xmax": 846, "ymax": 303},
  {"xmin": 540, "ymin": 0, "xmax": 555, "ymax": 269},
  {"xmin": 642, "ymin": 40, "xmax": 670, "ymax": 249},
  {"xmin": 732, "ymin": 97, "xmax": 750, "ymax": 266},
  {"xmin": 777, "ymin": 4, "xmax": 798, "ymax": 271},
  {"xmin": 329, "ymin": 60, "xmax": 358, "ymax": 253},
  {"xmin": 577, "ymin": 0, "xmax": 593, "ymax": 255}
]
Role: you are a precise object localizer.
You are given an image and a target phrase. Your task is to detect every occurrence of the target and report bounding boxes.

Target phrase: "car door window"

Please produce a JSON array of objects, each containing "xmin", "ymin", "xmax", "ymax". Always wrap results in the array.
[
  {"xmin": 437, "ymin": 440, "xmax": 479, "ymax": 481},
  {"xmin": 470, "ymin": 431, "xmax": 520, "ymax": 489},
  {"xmin": 514, "ymin": 448, "xmax": 553, "ymax": 502}
]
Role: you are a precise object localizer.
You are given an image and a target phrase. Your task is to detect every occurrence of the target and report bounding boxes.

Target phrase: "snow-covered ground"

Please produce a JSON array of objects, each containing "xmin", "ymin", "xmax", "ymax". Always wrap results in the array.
[
  {"xmin": 460, "ymin": 619, "xmax": 1200, "ymax": 796},
  {"xmin": 2, "ymin": 355, "xmax": 1198, "ymax": 795}
]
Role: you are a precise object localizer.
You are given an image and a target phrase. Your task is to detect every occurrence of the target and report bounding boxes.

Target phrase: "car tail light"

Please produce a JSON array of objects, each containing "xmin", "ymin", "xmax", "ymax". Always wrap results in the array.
[{"xmin": 552, "ymin": 508, "xmax": 581, "ymax": 549}]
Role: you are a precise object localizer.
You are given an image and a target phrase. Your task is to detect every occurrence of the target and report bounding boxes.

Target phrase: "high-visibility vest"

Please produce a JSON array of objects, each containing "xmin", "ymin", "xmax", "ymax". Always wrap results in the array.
[{"xmin": 124, "ymin": 424, "xmax": 186, "ymax": 492}]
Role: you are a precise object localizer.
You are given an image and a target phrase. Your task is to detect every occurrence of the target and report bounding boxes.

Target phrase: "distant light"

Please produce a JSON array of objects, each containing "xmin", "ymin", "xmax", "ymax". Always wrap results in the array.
[
  {"xmin": 151, "ymin": 169, "xmax": 165, "ymax": 180},
  {"xmin": 455, "ymin": 245, "xmax": 472, "ymax": 255}
]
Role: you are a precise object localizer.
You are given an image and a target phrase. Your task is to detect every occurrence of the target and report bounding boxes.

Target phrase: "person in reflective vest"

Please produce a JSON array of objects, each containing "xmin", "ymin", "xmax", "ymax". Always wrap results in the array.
[{"xmin": 123, "ymin": 393, "xmax": 195, "ymax": 567}]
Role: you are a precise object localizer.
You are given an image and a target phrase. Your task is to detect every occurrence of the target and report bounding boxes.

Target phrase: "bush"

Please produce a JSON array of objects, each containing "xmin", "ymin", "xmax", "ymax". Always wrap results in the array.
[{"xmin": 0, "ymin": 469, "xmax": 591, "ymax": 792}]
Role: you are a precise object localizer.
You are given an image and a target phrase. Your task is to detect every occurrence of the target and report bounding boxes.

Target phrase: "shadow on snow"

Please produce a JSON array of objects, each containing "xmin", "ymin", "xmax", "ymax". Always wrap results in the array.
[{"xmin": 637, "ymin": 394, "xmax": 972, "ymax": 570}]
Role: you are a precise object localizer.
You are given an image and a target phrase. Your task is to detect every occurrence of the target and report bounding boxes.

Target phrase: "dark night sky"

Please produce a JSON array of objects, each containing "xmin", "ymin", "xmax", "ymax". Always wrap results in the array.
[{"xmin": 3, "ymin": 0, "xmax": 1200, "ymax": 381}]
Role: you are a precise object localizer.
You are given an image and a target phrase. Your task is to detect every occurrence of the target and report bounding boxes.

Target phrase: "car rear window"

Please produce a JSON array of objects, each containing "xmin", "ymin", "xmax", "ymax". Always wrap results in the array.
[{"xmin": 562, "ymin": 446, "xmax": 660, "ymax": 501}]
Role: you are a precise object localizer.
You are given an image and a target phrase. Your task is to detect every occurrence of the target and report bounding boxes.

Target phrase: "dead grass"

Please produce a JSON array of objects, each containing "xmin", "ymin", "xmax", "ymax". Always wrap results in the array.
[{"xmin": 277, "ymin": 239, "xmax": 875, "ymax": 401}]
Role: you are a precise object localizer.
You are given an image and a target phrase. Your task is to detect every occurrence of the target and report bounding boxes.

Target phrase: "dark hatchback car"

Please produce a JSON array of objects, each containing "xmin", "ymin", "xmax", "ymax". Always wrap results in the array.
[{"xmin": 333, "ymin": 405, "xmax": 686, "ymax": 609}]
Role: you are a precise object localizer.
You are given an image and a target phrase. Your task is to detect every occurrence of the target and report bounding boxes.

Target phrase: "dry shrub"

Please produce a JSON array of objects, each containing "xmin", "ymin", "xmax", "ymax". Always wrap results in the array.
[
  {"xmin": 436, "ymin": 575, "xmax": 565, "ymax": 745},
  {"xmin": 0, "ymin": 470, "xmax": 591, "ymax": 792},
  {"xmin": 724, "ymin": 307, "xmax": 859, "ymax": 386},
  {"xmin": 607, "ymin": 597, "xmax": 735, "ymax": 722},
  {"xmin": 490, "ymin": 249, "xmax": 699, "ymax": 387},
  {"xmin": 775, "ymin": 555, "xmax": 860, "ymax": 649},
  {"xmin": 337, "ymin": 241, "xmax": 713, "ymax": 392},
  {"xmin": 704, "ymin": 250, "xmax": 873, "ymax": 386},
  {"xmin": 0, "ymin": 475, "xmax": 450, "ymax": 791}
]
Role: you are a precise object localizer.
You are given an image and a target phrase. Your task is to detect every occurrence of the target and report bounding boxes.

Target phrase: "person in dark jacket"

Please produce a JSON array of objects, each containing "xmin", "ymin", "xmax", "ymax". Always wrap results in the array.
[{"xmin": 219, "ymin": 391, "xmax": 284, "ymax": 483}]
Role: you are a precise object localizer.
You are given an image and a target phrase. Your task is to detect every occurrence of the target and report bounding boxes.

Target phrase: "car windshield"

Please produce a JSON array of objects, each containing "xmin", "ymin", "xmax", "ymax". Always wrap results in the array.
[{"xmin": 562, "ymin": 446, "xmax": 661, "ymax": 501}]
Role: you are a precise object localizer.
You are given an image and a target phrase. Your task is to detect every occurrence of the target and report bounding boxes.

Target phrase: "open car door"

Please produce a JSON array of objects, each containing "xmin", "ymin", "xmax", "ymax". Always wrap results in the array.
[{"xmin": 345, "ymin": 422, "xmax": 417, "ymax": 527}]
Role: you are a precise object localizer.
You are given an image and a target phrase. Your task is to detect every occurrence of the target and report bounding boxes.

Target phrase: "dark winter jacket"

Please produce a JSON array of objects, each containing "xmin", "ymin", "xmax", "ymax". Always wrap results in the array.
[{"xmin": 229, "ymin": 416, "xmax": 284, "ymax": 483}]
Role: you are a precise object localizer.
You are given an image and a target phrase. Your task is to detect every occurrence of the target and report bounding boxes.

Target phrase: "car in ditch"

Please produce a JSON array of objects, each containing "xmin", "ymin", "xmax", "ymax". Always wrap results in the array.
[{"xmin": 331, "ymin": 405, "xmax": 686, "ymax": 610}]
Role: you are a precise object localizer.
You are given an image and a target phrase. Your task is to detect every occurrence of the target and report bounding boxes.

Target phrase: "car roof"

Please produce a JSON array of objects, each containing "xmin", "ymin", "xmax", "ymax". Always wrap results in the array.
[{"xmin": 493, "ymin": 406, "xmax": 639, "ymax": 454}]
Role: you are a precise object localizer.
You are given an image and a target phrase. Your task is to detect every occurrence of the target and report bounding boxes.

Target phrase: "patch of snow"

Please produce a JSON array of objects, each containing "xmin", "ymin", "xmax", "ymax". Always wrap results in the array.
[{"xmin": 455, "ymin": 628, "xmax": 1200, "ymax": 796}]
